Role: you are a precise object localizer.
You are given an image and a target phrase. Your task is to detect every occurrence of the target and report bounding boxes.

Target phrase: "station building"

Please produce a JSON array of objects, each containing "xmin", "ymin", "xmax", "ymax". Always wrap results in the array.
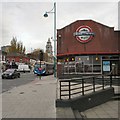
[{"xmin": 57, "ymin": 20, "xmax": 120, "ymax": 78}]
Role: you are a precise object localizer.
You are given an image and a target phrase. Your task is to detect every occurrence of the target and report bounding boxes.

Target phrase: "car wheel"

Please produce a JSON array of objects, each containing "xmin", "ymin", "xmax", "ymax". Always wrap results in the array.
[
  {"xmin": 11, "ymin": 76, "xmax": 15, "ymax": 79},
  {"xmin": 2, "ymin": 77, "xmax": 4, "ymax": 79},
  {"xmin": 18, "ymin": 74, "xmax": 20, "ymax": 78}
]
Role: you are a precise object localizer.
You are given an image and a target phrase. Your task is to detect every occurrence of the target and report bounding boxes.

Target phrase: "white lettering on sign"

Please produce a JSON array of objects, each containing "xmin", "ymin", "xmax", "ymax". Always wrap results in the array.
[{"xmin": 73, "ymin": 25, "xmax": 95, "ymax": 43}]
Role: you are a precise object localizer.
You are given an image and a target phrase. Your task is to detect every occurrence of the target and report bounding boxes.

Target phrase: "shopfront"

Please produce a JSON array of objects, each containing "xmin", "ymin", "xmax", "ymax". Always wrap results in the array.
[
  {"xmin": 57, "ymin": 20, "xmax": 120, "ymax": 78},
  {"xmin": 58, "ymin": 55, "xmax": 119, "ymax": 75}
]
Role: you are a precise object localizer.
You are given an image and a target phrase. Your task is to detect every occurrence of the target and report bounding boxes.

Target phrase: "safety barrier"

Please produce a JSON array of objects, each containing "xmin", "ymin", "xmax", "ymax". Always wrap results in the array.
[{"xmin": 58, "ymin": 74, "xmax": 118, "ymax": 100}]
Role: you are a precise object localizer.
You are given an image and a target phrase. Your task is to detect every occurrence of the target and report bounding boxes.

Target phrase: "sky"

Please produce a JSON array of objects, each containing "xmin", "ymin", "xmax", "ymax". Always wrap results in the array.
[{"xmin": 0, "ymin": 0, "xmax": 119, "ymax": 54}]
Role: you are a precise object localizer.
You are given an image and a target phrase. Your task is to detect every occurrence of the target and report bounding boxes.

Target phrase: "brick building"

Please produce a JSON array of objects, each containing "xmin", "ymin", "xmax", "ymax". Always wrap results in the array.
[
  {"xmin": 6, "ymin": 52, "xmax": 30, "ymax": 65},
  {"xmin": 57, "ymin": 20, "xmax": 120, "ymax": 77}
]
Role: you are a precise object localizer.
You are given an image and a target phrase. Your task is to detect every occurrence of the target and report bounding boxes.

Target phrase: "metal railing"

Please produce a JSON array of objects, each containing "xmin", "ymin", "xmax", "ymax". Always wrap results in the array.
[{"xmin": 58, "ymin": 74, "xmax": 119, "ymax": 100}]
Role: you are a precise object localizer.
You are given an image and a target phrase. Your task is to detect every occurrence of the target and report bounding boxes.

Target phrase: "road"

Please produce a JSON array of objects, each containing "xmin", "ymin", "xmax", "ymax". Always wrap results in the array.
[
  {"xmin": 2, "ymin": 72, "xmax": 119, "ymax": 93},
  {"xmin": 2, "ymin": 72, "xmax": 37, "ymax": 93}
]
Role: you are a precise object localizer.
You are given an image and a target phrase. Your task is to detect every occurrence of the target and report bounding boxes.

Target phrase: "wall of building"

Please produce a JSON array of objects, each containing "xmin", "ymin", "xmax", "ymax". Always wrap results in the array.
[
  {"xmin": 57, "ymin": 20, "xmax": 120, "ymax": 77},
  {"xmin": 114, "ymin": 31, "xmax": 120, "ymax": 52},
  {"xmin": 7, "ymin": 56, "xmax": 30, "ymax": 64},
  {"xmin": 57, "ymin": 20, "xmax": 118, "ymax": 56}
]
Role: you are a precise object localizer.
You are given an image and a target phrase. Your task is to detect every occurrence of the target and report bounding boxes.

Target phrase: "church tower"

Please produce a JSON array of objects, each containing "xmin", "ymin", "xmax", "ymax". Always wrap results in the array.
[
  {"xmin": 46, "ymin": 38, "xmax": 53, "ymax": 56},
  {"xmin": 46, "ymin": 38, "xmax": 53, "ymax": 62}
]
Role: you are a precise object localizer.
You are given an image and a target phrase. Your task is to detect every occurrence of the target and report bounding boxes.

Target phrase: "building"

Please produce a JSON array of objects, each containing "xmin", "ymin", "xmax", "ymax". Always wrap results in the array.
[
  {"xmin": 0, "ymin": 50, "xmax": 7, "ymax": 63},
  {"xmin": 57, "ymin": 20, "xmax": 120, "ymax": 78},
  {"xmin": 1, "ymin": 45, "xmax": 11, "ymax": 53},
  {"xmin": 46, "ymin": 38, "xmax": 53, "ymax": 62},
  {"xmin": 6, "ymin": 52, "xmax": 30, "ymax": 65},
  {"xmin": 1, "ymin": 46, "xmax": 10, "ymax": 62}
]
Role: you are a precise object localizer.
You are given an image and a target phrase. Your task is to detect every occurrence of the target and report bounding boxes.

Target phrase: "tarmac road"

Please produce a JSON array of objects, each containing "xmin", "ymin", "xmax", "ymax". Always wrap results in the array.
[{"xmin": 2, "ymin": 72, "xmax": 37, "ymax": 93}]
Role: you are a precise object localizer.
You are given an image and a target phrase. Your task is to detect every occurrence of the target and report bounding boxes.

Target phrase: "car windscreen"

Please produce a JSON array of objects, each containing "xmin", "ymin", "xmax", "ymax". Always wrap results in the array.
[
  {"xmin": 4, "ymin": 69, "xmax": 14, "ymax": 73},
  {"xmin": 34, "ymin": 64, "xmax": 45, "ymax": 68}
]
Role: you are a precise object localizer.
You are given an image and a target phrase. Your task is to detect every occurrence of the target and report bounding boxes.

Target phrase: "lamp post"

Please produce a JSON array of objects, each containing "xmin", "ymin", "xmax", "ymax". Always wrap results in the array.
[{"xmin": 44, "ymin": 2, "xmax": 57, "ymax": 77}]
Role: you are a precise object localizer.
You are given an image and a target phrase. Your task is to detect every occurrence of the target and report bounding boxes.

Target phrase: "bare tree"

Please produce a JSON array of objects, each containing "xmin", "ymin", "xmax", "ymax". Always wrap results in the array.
[{"xmin": 8, "ymin": 37, "xmax": 26, "ymax": 54}]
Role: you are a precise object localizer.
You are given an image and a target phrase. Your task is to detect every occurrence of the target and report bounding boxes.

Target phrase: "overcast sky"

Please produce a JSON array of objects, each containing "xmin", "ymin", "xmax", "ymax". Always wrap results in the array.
[{"xmin": 0, "ymin": 0, "xmax": 119, "ymax": 53}]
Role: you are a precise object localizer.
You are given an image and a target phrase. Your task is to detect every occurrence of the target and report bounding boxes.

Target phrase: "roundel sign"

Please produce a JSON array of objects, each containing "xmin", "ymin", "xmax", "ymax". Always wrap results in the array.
[{"xmin": 74, "ymin": 25, "xmax": 94, "ymax": 43}]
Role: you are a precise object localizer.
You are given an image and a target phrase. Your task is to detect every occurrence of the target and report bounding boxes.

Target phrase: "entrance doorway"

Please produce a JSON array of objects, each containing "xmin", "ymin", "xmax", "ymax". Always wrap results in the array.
[{"xmin": 111, "ymin": 61, "xmax": 119, "ymax": 75}]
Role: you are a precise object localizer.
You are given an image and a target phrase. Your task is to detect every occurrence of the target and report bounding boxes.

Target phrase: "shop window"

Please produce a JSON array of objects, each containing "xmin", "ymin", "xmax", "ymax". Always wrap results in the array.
[
  {"xmin": 102, "ymin": 56, "xmax": 110, "ymax": 60},
  {"xmin": 76, "ymin": 62, "xmax": 84, "ymax": 73},
  {"xmin": 75, "ymin": 56, "xmax": 93, "ymax": 73},
  {"xmin": 84, "ymin": 65, "xmax": 92, "ymax": 72},
  {"xmin": 64, "ymin": 67, "xmax": 69, "ymax": 73},
  {"xmin": 64, "ymin": 62, "xmax": 69, "ymax": 73},
  {"xmin": 69, "ymin": 57, "xmax": 75, "ymax": 62},
  {"xmin": 62, "ymin": 55, "xmax": 102, "ymax": 74},
  {"xmin": 93, "ymin": 56, "xmax": 101, "ymax": 73},
  {"xmin": 64, "ymin": 58, "xmax": 69, "ymax": 62},
  {"xmin": 110, "ymin": 56, "xmax": 119, "ymax": 60},
  {"xmin": 69, "ymin": 62, "xmax": 75, "ymax": 73},
  {"xmin": 75, "ymin": 56, "xmax": 81, "ymax": 61},
  {"xmin": 77, "ymin": 56, "xmax": 92, "ymax": 64},
  {"xmin": 93, "ymin": 65, "xmax": 101, "ymax": 72},
  {"xmin": 93, "ymin": 56, "xmax": 101, "ymax": 65}
]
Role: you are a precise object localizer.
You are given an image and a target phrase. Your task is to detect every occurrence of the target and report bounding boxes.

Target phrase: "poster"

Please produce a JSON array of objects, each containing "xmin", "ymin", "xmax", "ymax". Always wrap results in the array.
[{"xmin": 103, "ymin": 61, "xmax": 110, "ymax": 72}]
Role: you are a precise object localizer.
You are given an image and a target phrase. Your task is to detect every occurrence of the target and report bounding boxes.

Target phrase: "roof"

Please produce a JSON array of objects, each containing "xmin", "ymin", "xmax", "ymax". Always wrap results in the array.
[
  {"xmin": 7, "ymin": 52, "xmax": 28, "ymax": 58},
  {"xmin": 57, "ymin": 19, "xmax": 114, "ymax": 31}
]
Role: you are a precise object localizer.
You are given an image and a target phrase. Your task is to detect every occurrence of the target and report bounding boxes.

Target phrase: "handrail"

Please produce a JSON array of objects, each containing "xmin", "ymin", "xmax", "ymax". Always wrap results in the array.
[{"xmin": 58, "ymin": 74, "xmax": 119, "ymax": 100}]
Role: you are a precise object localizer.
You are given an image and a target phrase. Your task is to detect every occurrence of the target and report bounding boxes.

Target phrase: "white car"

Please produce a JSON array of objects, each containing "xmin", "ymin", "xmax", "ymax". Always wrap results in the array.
[{"xmin": 17, "ymin": 64, "xmax": 30, "ymax": 72}]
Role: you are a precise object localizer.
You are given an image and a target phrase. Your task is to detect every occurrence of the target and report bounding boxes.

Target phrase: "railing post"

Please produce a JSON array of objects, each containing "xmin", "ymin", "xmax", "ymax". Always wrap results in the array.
[
  {"xmin": 102, "ymin": 75, "xmax": 104, "ymax": 90},
  {"xmin": 82, "ymin": 78, "xmax": 84, "ymax": 96},
  {"xmin": 60, "ymin": 81, "xmax": 61, "ymax": 99},
  {"xmin": 69, "ymin": 81, "xmax": 71, "ymax": 99},
  {"xmin": 93, "ymin": 77, "xmax": 95, "ymax": 92},
  {"xmin": 110, "ymin": 74, "xmax": 112, "ymax": 87}
]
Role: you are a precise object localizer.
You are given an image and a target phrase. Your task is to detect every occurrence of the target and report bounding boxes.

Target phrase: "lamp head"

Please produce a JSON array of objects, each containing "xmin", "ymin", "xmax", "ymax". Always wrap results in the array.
[{"xmin": 44, "ymin": 12, "xmax": 48, "ymax": 17}]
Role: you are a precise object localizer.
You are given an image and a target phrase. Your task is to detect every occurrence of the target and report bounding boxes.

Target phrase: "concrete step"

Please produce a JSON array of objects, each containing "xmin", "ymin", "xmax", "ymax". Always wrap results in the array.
[
  {"xmin": 73, "ymin": 110, "xmax": 85, "ymax": 120},
  {"xmin": 112, "ymin": 93, "xmax": 120, "ymax": 100},
  {"xmin": 56, "ymin": 107, "xmax": 75, "ymax": 119}
]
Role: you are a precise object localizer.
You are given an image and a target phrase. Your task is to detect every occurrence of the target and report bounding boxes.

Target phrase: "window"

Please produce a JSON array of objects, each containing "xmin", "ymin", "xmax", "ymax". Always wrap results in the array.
[
  {"xmin": 76, "ymin": 62, "xmax": 83, "ymax": 73},
  {"xmin": 69, "ymin": 62, "xmax": 75, "ymax": 73},
  {"xmin": 93, "ymin": 56, "xmax": 101, "ymax": 73},
  {"xmin": 62, "ymin": 55, "xmax": 102, "ymax": 74},
  {"xmin": 20, "ymin": 59, "xmax": 22, "ymax": 62},
  {"xmin": 93, "ymin": 56, "xmax": 101, "ymax": 65},
  {"xmin": 76, "ymin": 56, "xmax": 93, "ymax": 73},
  {"xmin": 64, "ymin": 62, "xmax": 69, "ymax": 73}
]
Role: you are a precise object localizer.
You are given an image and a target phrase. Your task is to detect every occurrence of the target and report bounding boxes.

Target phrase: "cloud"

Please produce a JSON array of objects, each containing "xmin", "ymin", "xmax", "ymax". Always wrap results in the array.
[
  {"xmin": 57, "ymin": 2, "xmax": 118, "ymax": 29},
  {"xmin": 1, "ymin": 1, "xmax": 119, "ymax": 53}
]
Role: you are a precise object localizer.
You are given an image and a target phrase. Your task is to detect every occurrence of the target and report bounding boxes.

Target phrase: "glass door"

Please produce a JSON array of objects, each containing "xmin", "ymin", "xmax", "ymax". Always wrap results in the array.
[{"xmin": 111, "ymin": 61, "xmax": 119, "ymax": 75}]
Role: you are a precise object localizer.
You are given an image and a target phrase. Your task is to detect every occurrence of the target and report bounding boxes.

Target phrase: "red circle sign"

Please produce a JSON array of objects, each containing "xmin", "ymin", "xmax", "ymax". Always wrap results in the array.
[{"xmin": 75, "ymin": 25, "xmax": 94, "ymax": 43}]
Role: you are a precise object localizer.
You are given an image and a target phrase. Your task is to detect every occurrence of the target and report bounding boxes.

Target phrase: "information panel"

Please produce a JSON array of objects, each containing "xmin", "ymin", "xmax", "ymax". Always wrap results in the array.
[{"xmin": 103, "ymin": 61, "xmax": 110, "ymax": 72}]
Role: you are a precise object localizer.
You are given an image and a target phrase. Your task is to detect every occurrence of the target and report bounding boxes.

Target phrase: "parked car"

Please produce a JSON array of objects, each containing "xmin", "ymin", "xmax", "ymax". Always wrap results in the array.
[
  {"xmin": 17, "ymin": 64, "xmax": 30, "ymax": 73},
  {"xmin": 2, "ymin": 69, "xmax": 20, "ymax": 79}
]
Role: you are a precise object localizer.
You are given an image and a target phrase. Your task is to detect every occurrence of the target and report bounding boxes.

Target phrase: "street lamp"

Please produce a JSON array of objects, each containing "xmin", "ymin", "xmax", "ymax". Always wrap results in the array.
[{"xmin": 44, "ymin": 2, "xmax": 57, "ymax": 77}]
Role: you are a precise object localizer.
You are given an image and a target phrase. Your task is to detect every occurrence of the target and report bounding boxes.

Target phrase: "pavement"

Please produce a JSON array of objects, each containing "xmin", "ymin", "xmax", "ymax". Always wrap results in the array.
[
  {"xmin": 82, "ymin": 100, "xmax": 119, "ymax": 119},
  {"xmin": 2, "ymin": 75, "xmax": 57, "ymax": 118},
  {"xmin": 0, "ymin": 75, "xmax": 120, "ymax": 119},
  {"xmin": 81, "ymin": 85, "xmax": 119, "ymax": 119}
]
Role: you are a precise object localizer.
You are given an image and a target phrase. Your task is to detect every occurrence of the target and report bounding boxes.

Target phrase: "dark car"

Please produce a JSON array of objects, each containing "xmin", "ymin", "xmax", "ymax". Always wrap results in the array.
[{"xmin": 2, "ymin": 69, "xmax": 20, "ymax": 79}]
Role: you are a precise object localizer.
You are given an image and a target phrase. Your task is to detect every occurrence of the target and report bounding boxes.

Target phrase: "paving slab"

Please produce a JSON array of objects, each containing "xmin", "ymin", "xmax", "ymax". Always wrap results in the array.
[{"xmin": 82, "ymin": 100, "xmax": 119, "ymax": 119}]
